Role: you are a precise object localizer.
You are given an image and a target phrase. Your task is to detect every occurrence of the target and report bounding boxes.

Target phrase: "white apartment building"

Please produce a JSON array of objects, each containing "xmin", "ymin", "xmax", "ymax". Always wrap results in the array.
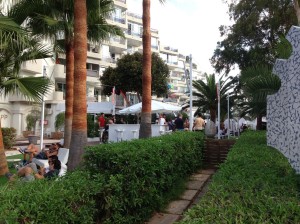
[{"xmin": 0, "ymin": 0, "xmax": 204, "ymax": 137}]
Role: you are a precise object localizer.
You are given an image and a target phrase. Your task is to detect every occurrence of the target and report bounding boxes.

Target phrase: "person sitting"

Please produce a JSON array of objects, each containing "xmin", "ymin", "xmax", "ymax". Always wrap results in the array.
[
  {"xmin": 6, "ymin": 155, "xmax": 61, "ymax": 182},
  {"xmin": 17, "ymin": 143, "xmax": 40, "ymax": 164},
  {"xmin": 34, "ymin": 143, "xmax": 61, "ymax": 160}
]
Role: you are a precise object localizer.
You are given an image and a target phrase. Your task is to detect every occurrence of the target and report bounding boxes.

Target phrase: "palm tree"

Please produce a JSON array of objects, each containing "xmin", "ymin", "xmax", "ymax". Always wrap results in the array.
[
  {"xmin": 10, "ymin": 0, "xmax": 123, "ymax": 148},
  {"xmin": 191, "ymin": 73, "xmax": 237, "ymax": 123},
  {"xmin": 238, "ymin": 65, "xmax": 281, "ymax": 130},
  {"xmin": 140, "ymin": 0, "xmax": 166, "ymax": 138},
  {"xmin": 68, "ymin": 0, "xmax": 87, "ymax": 170},
  {"xmin": 0, "ymin": 15, "xmax": 51, "ymax": 176}
]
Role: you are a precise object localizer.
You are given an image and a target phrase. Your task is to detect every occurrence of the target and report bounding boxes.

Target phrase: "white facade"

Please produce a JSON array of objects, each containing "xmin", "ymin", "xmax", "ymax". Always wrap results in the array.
[{"xmin": 0, "ymin": 0, "xmax": 204, "ymax": 137}]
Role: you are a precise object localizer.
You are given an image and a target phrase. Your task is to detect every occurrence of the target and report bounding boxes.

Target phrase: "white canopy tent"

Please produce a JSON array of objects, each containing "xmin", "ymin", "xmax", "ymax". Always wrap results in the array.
[{"xmin": 118, "ymin": 100, "xmax": 182, "ymax": 114}]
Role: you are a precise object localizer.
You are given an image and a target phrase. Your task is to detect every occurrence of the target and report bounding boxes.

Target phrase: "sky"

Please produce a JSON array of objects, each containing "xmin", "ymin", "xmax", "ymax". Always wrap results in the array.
[{"xmin": 127, "ymin": 0, "xmax": 232, "ymax": 74}]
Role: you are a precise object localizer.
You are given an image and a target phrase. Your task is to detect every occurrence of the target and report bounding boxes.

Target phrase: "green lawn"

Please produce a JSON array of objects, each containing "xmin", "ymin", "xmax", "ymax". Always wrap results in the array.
[{"xmin": 0, "ymin": 154, "xmax": 23, "ymax": 186}]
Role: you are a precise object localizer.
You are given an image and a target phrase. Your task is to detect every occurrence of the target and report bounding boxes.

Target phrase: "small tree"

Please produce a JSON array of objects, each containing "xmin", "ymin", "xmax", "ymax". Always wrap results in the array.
[
  {"xmin": 55, "ymin": 112, "xmax": 65, "ymax": 131},
  {"xmin": 25, "ymin": 108, "xmax": 41, "ymax": 134},
  {"xmin": 100, "ymin": 52, "xmax": 169, "ymax": 101}
]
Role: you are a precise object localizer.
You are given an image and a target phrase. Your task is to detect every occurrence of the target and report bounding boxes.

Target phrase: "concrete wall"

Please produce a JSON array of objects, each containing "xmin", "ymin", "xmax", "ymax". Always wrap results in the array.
[{"xmin": 267, "ymin": 26, "xmax": 300, "ymax": 173}]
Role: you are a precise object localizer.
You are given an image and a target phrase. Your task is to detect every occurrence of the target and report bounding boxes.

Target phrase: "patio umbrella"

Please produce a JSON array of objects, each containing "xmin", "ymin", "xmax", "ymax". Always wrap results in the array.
[{"xmin": 118, "ymin": 100, "xmax": 182, "ymax": 114}]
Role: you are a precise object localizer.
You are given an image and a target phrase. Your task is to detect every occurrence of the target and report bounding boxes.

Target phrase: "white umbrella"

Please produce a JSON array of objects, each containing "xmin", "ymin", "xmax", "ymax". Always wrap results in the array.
[{"xmin": 118, "ymin": 100, "xmax": 182, "ymax": 114}]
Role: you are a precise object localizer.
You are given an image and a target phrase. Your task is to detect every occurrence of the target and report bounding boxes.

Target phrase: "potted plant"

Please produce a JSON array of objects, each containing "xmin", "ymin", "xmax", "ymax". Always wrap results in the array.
[
  {"xmin": 51, "ymin": 112, "xmax": 65, "ymax": 139},
  {"xmin": 24, "ymin": 108, "xmax": 41, "ymax": 144}
]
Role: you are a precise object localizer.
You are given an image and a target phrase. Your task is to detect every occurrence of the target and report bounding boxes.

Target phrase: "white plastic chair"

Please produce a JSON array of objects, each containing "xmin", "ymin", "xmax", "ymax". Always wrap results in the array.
[{"xmin": 32, "ymin": 148, "xmax": 69, "ymax": 177}]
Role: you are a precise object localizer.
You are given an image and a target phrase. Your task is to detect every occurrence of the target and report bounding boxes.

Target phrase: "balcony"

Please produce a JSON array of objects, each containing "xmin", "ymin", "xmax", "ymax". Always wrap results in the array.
[
  {"xmin": 107, "ymin": 16, "xmax": 127, "ymax": 29},
  {"xmin": 126, "ymin": 30, "xmax": 142, "ymax": 47},
  {"xmin": 151, "ymin": 28, "xmax": 159, "ymax": 38},
  {"xmin": 87, "ymin": 70, "xmax": 99, "ymax": 78},
  {"xmin": 8, "ymin": 94, "xmax": 29, "ymax": 102},
  {"xmin": 127, "ymin": 12, "xmax": 142, "ymax": 24},
  {"xmin": 53, "ymin": 64, "xmax": 65, "ymax": 79},
  {"xmin": 21, "ymin": 60, "xmax": 43, "ymax": 74},
  {"xmin": 114, "ymin": 0, "xmax": 127, "ymax": 9},
  {"xmin": 87, "ymin": 70, "xmax": 100, "ymax": 84},
  {"xmin": 109, "ymin": 37, "xmax": 127, "ymax": 53},
  {"xmin": 160, "ymin": 46, "xmax": 179, "ymax": 55},
  {"xmin": 100, "ymin": 57, "xmax": 117, "ymax": 68},
  {"xmin": 151, "ymin": 45, "xmax": 159, "ymax": 53},
  {"xmin": 53, "ymin": 91, "xmax": 64, "ymax": 101}
]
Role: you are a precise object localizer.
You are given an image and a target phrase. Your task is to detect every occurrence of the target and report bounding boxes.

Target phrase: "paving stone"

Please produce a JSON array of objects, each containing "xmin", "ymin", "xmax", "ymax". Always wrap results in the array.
[
  {"xmin": 200, "ymin": 169, "xmax": 216, "ymax": 175},
  {"xmin": 186, "ymin": 180, "xmax": 205, "ymax": 190},
  {"xmin": 146, "ymin": 213, "xmax": 180, "ymax": 224},
  {"xmin": 165, "ymin": 200, "xmax": 190, "ymax": 215},
  {"xmin": 179, "ymin": 189, "xmax": 198, "ymax": 200},
  {"xmin": 190, "ymin": 173, "xmax": 210, "ymax": 182}
]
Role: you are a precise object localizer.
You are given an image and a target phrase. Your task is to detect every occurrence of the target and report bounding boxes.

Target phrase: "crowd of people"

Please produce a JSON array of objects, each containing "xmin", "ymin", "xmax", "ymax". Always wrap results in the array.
[{"xmin": 6, "ymin": 143, "xmax": 63, "ymax": 183}]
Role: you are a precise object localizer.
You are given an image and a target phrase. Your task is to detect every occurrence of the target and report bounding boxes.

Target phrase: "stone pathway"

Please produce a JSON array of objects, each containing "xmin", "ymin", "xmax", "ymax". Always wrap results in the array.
[{"xmin": 146, "ymin": 169, "xmax": 215, "ymax": 224}]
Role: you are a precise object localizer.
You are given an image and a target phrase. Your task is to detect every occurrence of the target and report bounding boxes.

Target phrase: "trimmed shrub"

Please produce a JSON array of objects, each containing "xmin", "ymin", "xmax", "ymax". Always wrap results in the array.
[
  {"xmin": 0, "ymin": 171, "xmax": 105, "ymax": 223},
  {"xmin": 180, "ymin": 131, "xmax": 300, "ymax": 223},
  {"xmin": 84, "ymin": 131, "xmax": 205, "ymax": 223},
  {"xmin": 2, "ymin": 127, "xmax": 16, "ymax": 149}
]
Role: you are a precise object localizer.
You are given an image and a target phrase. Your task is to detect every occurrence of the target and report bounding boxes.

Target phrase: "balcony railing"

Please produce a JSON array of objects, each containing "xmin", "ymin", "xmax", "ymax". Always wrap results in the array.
[
  {"xmin": 110, "ymin": 16, "xmax": 126, "ymax": 24},
  {"xmin": 102, "ymin": 57, "xmax": 116, "ymax": 63},
  {"xmin": 115, "ymin": 0, "xmax": 126, "ymax": 3},
  {"xmin": 151, "ymin": 45, "xmax": 158, "ymax": 50},
  {"xmin": 110, "ymin": 37, "xmax": 126, "ymax": 45},
  {"xmin": 151, "ymin": 28, "xmax": 159, "ymax": 34},
  {"xmin": 87, "ymin": 70, "xmax": 99, "ymax": 77},
  {"xmin": 127, "ymin": 12, "xmax": 142, "ymax": 19},
  {"xmin": 127, "ymin": 30, "xmax": 142, "ymax": 38},
  {"xmin": 179, "ymin": 54, "xmax": 186, "ymax": 59},
  {"xmin": 164, "ymin": 46, "xmax": 178, "ymax": 52}
]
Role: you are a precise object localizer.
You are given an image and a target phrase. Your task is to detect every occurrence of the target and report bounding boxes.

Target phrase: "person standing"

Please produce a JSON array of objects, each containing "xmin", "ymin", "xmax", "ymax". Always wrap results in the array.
[
  {"xmin": 193, "ymin": 113, "xmax": 205, "ymax": 131},
  {"xmin": 175, "ymin": 114, "xmax": 184, "ymax": 131},
  {"xmin": 98, "ymin": 113, "xmax": 106, "ymax": 142},
  {"xmin": 159, "ymin": 114, "xmax": 166, "ymax": 132}
]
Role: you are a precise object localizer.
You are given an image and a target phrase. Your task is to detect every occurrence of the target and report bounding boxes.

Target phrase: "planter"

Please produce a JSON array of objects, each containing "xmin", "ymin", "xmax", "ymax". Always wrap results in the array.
[
  {"xmin": 205, "ymin": 120, "xmax": 216, "ymax": 138},
  {"xmin": 51, "ymin": 132, "xmax": 64, "ymax": 139},
  {"xmin": 22, "ymin": 131, "xmax": 34, "ymax": 138},
  {"xmin": 28, "ymin": 135, "xmax": 39, "ymax": 144}
]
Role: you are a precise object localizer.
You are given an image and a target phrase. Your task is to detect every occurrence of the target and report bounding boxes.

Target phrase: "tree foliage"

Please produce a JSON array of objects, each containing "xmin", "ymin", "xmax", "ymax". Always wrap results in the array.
[
  {"xmin": 100, "ymin": 52, "xmax": 169, "ymax": 99},
  {"xmin": 211, "ymin": 0, "xmax": 297, "ymax": 75},
  {"xmin": 191, "ymin": 73, "xmax": 238, "ymax": 122}
]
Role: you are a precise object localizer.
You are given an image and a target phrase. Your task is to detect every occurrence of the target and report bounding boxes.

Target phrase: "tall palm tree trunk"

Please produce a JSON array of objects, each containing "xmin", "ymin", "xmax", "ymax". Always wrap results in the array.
[
  {"xmin": 64, "ymin": 40, "xmax": 74, "ymax": 148},
  {"xmin": 256, "ymin": 114, "xmax": 263, "ymax": 130},
  {"xmin": 139, "ymin": 0, "xmax": 152, "ymax": 139},
  {"xmin": 0, "ymin": 121, "xmax": 9, "ymax": 176},
  {"xmin": 210, "ymin": 108, "xmax": 217, "ymax": 123},
  {"xmin": 293, "ymin": 0, "xmax": 300, "ymax": 25},
  {"xmin": 68, "ymin": 0, "xmax": 87, "ymax": 170}
]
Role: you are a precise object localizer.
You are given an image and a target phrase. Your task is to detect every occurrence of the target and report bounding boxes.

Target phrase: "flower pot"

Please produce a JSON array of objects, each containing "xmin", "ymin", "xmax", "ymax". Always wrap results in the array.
[
  {"xmin": 22, "ymin": 131, "xmax": 34, "ymax": 138},
  {"xmin": 51, "ymin": 132, "xmax": 64, "ymax": 139}
]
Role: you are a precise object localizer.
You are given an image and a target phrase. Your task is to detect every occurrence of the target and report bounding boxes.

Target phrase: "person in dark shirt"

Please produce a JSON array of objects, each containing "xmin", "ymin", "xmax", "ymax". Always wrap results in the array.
[
  {"xmin": 174, "ymin": 114, "xmax": 184, "ymax": 130},
  {"xmin": 6, "ymin": 155, "xmax": 61, "ymax": 182}
]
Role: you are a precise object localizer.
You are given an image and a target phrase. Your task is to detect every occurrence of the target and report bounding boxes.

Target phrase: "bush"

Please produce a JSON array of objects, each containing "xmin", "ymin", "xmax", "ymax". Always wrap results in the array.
[
  {"xmin": 180, "ymin": 131, "xmax": 300, "ymax": 223},
  {"xmin": 2, "ymin": 127, "xmax": 16, "ymax": 149},
  {"xmin": 87, "ymin": 114, "xmax": 99, "ymax": 138},
  {"xmin": 0, "ymin": 171, "xmax": 105, "ymax": 223},
  {"xmin": 84, "ymin": 131, "xmax": 205, "ymax": 223}
]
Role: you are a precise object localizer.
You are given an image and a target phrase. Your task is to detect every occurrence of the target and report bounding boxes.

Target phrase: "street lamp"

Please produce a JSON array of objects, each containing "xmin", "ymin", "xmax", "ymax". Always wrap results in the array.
[
  {"xmin": 40, "ymin": 65, "xmax": 46, "ymax": 150},
  {"xmin": 189, "ymin": 54, "xmax": 193, "ymax": 131}
]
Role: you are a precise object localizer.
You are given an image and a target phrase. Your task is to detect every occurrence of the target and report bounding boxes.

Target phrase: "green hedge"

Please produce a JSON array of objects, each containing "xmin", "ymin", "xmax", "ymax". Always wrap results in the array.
[
  {"xmin": 0, "ymin": 131, "xmax": 204, "ymax": 224},
  {"xmin": 0, "ymin": 171, "xmax": 104, "ymax": 223},
  {"xmin": 84, "ymin": 131, "xmax": 205, "ymax": 223},
  {"xmin": 180, "ymin": 131, "xmax": 300, "ymax": 224},
  {"xmin": 2, "ymin": 127, "xmax": 16, "ymax": 149}
]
